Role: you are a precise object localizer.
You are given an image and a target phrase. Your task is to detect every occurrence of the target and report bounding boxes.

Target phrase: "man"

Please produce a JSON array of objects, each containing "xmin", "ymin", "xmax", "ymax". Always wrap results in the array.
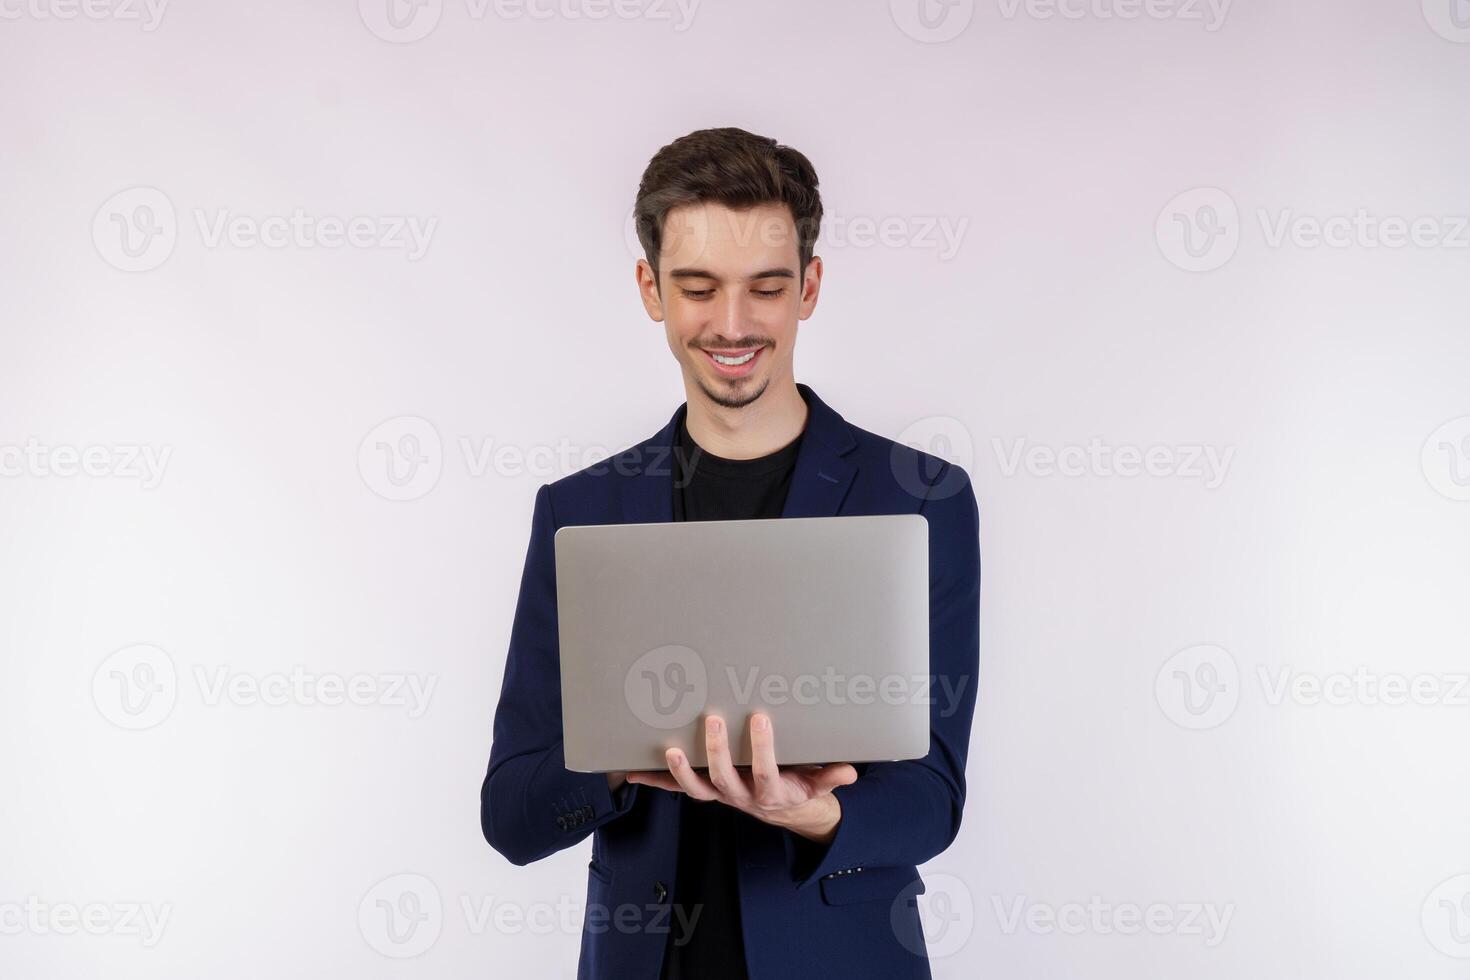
[{"xmin": 480, "ymin": 127, "xmax": 980, "ymax": 979}]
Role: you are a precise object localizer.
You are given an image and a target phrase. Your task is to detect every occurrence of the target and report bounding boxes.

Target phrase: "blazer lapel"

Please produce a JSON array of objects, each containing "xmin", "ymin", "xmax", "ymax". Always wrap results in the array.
[
  {"xmin": 620, "ymin": 405, "xmax": 680, "ymax": 526},
  {"xmin": 623, "ymin": 384, "xmax": 858, "ymax": 524},
  {"xmin": 780, "ymin": 383, "xmax": 858, "ymax": 519}
]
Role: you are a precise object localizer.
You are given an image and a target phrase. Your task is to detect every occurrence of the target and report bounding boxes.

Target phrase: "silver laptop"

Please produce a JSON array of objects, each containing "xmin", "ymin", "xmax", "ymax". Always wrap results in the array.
[{"xmin": 554, "ymin": 514, "xmax": 930, "ymax": 772}]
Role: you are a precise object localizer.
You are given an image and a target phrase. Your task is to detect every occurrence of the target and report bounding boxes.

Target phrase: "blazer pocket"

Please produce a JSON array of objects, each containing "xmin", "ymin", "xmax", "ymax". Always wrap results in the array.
[
  {"xmin": 818, "ymin": 865, "xmax": 923, "ymax": 907},
  {"xmin": 588, "ymin": 857, "xmax": 613, "ymax": 884}
]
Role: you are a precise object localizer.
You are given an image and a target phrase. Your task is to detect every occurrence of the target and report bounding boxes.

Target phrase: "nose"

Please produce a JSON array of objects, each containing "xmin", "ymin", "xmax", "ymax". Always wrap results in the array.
[{"xmin": 712, "ymin": 290, "xmax": 757, "ymax": 344}]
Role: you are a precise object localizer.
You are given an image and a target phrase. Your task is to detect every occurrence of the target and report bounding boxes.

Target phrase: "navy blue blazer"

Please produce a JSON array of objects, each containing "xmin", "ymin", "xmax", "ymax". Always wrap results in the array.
[{"xmin": 481, "ymin": 384, "xmax": 981, "ymax": 979}]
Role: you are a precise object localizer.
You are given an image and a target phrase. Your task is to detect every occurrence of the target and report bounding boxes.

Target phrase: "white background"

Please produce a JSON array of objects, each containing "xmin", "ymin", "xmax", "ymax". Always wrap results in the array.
[{"xmin": 3, "ymin": 0, "xmax": 1470, "ymax": 976}]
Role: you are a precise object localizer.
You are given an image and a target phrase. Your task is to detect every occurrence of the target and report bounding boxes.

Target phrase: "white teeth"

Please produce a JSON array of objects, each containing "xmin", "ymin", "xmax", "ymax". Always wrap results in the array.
[{"xmin": 711, "ymin": 351, "xmax": 756, "ymax": 366}]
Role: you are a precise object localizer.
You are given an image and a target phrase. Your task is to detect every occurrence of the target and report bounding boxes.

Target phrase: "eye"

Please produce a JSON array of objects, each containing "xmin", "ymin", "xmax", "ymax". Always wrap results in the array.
[
  {"xmin": 753, "ymin": 288, "xmax": 786, "ymax": 299},
  {"xmin": 680, "ymin": 288, "xmax": 714, "ymax": 300}
]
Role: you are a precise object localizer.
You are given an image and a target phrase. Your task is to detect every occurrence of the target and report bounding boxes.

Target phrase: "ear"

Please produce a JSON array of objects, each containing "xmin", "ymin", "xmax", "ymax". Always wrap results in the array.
[
  {"xmin": 635, "ymin": 258, "xmax": 665, "ymax": 322},
  {"xmin": 797, "ymin": 255, "xmax": 823, "ymax": 321}
]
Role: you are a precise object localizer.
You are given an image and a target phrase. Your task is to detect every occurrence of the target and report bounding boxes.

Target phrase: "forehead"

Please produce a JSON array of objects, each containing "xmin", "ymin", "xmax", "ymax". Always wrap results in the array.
[{"xmin": 660, "ymin": 202, "xmax": 799, "ymax": 272}]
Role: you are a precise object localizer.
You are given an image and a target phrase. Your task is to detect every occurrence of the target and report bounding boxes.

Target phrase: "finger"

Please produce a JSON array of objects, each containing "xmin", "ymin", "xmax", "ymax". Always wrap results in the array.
[
  {"xmin": 665, "ymin": 747, "xmax": 720, "ymax": 801},
  {"xmin": 748, "ymin": 713, "xmax": 783, "ymax": 809},
  {"xmin": 626, "ymin": 771, "xmax": 681, "ymax": 792},
  {"xmin": 808, "ymin": 763, "xmax": 859, "ymax": 794},
  {"xmin": 702, "ymin": 715, "xmax": 750, "ymax": 805}
]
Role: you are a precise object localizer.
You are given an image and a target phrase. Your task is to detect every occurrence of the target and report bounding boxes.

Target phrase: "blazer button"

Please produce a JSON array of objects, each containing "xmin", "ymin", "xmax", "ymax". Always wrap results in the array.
[{"xmin": 653, "ymin": 881, "xmax": 667, "ymax": 902}]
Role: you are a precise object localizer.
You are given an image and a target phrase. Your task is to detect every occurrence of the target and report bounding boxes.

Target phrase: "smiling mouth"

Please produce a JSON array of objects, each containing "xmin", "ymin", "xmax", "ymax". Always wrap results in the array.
[{"xmin": 700, "ymin": 344, "xmax": 766, "ymax": 378}]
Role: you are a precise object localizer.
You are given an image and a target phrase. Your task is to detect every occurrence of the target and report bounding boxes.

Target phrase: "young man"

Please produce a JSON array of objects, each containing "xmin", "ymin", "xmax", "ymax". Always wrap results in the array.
[{"xmin": 480, "ymin": 127, "xmax": 980, "ymax": 980}]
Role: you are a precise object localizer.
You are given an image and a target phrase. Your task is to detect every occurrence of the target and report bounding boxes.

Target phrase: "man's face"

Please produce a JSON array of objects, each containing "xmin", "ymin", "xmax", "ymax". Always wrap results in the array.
[{"xmin": 637, "ymin": 202, "xmax": 822, "ymax": 410}]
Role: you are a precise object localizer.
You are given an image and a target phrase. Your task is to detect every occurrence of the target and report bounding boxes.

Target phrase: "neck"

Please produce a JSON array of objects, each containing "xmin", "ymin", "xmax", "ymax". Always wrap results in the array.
[{"xmin": 682, "ymin": 379, "xmax": 809, "ymax": 460}]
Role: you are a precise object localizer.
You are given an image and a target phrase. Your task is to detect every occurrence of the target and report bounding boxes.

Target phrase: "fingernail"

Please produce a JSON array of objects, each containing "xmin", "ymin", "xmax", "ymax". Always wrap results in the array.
[
  {"xmin": 707, "ymin": 717, "xmax": 723, "ymax": 734},
  {"xmin": 752, "ymin": 714, "xmax": 769, "ymax": 731},
  {"xmin": 668, "ymin": 750, "xmax": 684, "ymax": 766}
]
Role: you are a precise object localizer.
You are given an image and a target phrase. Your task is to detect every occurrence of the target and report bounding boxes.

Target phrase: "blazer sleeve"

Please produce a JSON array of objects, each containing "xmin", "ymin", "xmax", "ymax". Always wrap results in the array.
[
  {"xmin": 481, "ymin": 482, "xmax": 640, "ymax": 866},
  {"xmin": 786, "ymin": 462, "xmax": 980, "ymax": 888}
]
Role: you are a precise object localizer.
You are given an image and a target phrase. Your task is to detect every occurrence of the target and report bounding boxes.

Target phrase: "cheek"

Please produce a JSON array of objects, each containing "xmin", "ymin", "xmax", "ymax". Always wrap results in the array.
[
  {"xmin": 760, "ymin": 308, "xmax": 800, "ymax": 342},
  {"xmin": 663, "ymin": 314, "xmax": 700, "ymax": 351}
]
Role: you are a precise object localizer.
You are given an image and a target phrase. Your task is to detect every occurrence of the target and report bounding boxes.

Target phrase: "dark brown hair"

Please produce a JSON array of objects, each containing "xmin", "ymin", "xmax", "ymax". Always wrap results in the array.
[{"xmin": 633, "ymin": 127, "xmax": 823, "ymax": 280}]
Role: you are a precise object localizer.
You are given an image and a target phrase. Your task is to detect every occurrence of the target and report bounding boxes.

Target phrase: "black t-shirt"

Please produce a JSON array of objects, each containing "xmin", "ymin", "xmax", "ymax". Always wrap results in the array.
[{"xmin": 659, "ymin": 414, "xmax": 805, "ymax": 980}]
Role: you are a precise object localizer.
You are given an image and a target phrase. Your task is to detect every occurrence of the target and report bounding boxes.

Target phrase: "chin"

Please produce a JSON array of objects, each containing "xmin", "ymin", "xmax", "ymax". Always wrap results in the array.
[{"xmin": 696, "ymin": 375, "xmax": 770, "ymax": 410}]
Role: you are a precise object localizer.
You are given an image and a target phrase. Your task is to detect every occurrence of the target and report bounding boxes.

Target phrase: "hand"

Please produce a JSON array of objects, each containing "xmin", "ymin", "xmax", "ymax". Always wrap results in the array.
[{"xmin": 627, "ymin": 713, "xmax": 857, "ymax": 844}]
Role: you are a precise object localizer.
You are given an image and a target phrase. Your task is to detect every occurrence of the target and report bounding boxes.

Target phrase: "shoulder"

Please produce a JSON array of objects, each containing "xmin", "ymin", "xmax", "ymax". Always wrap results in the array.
[
  {"xmin": 533, "ymin": 429, "xmax": 670, "ymax": 525},
  {"xmin": 843, "ymin": 418, "xmax": 978, "ymax": 518}
]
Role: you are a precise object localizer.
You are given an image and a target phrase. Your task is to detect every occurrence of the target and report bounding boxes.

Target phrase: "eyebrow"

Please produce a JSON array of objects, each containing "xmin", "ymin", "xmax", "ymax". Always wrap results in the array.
[{"xmin": 667, "ymin": 267, "xmax": 797, "ymax": 282}]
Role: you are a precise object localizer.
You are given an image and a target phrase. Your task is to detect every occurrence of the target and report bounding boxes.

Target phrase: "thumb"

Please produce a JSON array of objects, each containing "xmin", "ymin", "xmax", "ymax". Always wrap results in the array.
[{"xmin": 810, "ymin": 763, "xmax": 858, "ymax": 793}]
